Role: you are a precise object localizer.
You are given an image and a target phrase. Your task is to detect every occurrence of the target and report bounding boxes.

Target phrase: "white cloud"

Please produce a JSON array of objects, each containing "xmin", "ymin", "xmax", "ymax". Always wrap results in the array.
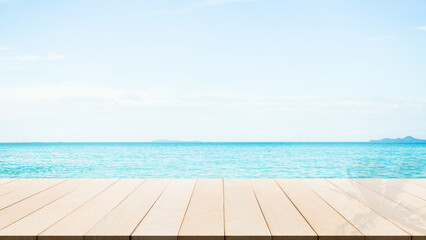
[
  {"xmin": 0, "ymin": 83, "xmax": 424, "ymax": 117},
  {"xmin": 0, "ymin": 47, "xmax": 10, "ymax": 51},
  {"xmin": 1, "ymin": 83, "xmax": 424, "ymax": 142},
  {"xmin": 417, "ymin": 26, "xmax": 426, "ymax": 31},
  {"xmin": 370, "ymin": 35, "xmax": 395, "ymax": 41}
]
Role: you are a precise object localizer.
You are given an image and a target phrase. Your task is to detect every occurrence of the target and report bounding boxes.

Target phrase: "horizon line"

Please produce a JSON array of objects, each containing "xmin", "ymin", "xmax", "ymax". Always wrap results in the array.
[{"xmin": 0, "ymin": 141, "xmax": 388, "ymax": 143}]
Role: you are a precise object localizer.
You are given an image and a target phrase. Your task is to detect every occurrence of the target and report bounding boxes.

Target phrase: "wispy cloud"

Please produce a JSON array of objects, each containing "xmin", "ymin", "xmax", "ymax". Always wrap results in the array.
[
  {"xmin": 417, "ymin": 26, "xmax": 426, "ymax": 31},
  {"xmin": 1, "ymin": 83, "xmax": 424, "ymax": 117},
  {"xmin": 136, "ymin": 0, "xmax": 257, "ymax": 17},
  {"xmin": 371, "ymin": 35, "xmax": 395, "ymax": 41},
  {"xmin": 0, "ymin": 53, "xmax": 65, "ymax": 61},
  {"xmin": 0, "ymin": 47, "xmax": 11, "ymax": 51},
  {"xmin": 1, "ymin": 83, "xmax": 424, "ymax": 142}
]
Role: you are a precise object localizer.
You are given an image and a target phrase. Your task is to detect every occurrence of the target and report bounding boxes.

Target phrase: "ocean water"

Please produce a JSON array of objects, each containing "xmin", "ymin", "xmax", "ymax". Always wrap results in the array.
[{"xmin": 0, "ymin": 142, "xmax": 424, "ymax": 178}]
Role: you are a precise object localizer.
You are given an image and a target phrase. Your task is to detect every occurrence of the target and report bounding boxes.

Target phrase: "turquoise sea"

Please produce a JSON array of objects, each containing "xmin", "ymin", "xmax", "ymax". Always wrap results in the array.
[{"xmin": 0, "ymin": 142, "xmax": 424, "ymax": 178}]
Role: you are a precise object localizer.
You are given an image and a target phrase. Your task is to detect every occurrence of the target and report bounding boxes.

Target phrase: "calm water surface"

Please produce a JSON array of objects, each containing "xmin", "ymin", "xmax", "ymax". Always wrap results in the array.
[{"xmin": 0, "ymin": 143, "xmax": 424, "ymax": 178}]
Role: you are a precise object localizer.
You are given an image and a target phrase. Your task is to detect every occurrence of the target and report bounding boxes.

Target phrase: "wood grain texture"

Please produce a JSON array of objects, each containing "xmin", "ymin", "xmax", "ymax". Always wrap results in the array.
[
  {"xmin": 379, "ymin": 179, "xmax": 426, "ymax": 200},
  {"xmin": 328, "ymin": 179, "xmax": 426, "ymax": 240},
  {"xmin": 38, "ymin": 179, "xmax": 142, "ymax": 240},
  {"xmin": 179, "ymin": 179, "xmax": 224, "ymax": 240},
  {"xmin": 0, "ymin": 179, "xmax": 423, "ymax": 240},
  {"xmin": 305, "ymin": 179, "xmax": 410, "ymax": 240},
  {"xmin": 132, "ymin": 179, "xmax": 196, "ymax": 240},
  {"xmin": 224, "ymin": 179, "xmax": 271, "ymax": 240},
  {"xmin": 276, "ymin": 179, "xmax": 363, "ymax": 240},
  {"xmin": 355, "ymin": 179, "xmax": 426, "ymax": 218},
  {"xmin": 0, "ymin": 179, "xmax": 65, "ymax": 211},
  {"xmin": 405, "ymin": 179, "xmax": 426, "ymax": 188},
  {"xmin": 252, "ymin": 179, "xmax": 316, "ymax": 240},
  {"xmin": 0, "ymin": 179, "xmax": 86, "ymax": 231},
  {"xmin": 0, "ymin": 179, "xmax": 117, "ymax": 240},
  {"xmin": 86, "ymin": 179, "xmax": 170, "ymax": 240},
  {"xmin": 0, "ymin": 179, "xmax": 16, "ymax": 186},
  {"xmin": 0, "ymin": 179, "xmax": 37, "ymax": 196}
]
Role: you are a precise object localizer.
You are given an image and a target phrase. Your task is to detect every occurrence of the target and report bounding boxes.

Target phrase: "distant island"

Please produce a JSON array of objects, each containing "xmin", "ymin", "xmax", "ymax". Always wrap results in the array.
[
  {"xmin": 370, "ymin": 136, "xmax": 426, "ymax": 143},
  {"xmin": 151, "ymin": 139, "xmax": 182, "ymax": 143},
  {"xmin": 151, "ymin": 139, "xmax": 202, "ymax": 143}
]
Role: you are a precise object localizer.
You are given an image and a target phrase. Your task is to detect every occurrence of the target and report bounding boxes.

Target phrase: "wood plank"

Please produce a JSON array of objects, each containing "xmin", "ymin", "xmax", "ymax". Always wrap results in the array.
[
  {"xmin": 0, "ymin": 179, "xmax": 117, "ymax": 240},
  {"xmin": 0, "ymin": 179, "xmax": 46, "ymax": 197},
  {"xmin": 0, "ymin": 179, "xmax": 87, "ymax": 231},
  {"xmin": 304, "ymin": 179, "xmax": 410, "ymax": 240},
  {"xmin": 223, "ymin": 179, "xmax": 271, "ymax": 240},
  {"xmin": 276, "ymin": 179, "xmax": 362, "ymax": 240},
  {"xmin": 0, "ymin": 178, "xmax": 422, "ymax": 240},
  {"xmin": 0, "ymin": 179, "xmax": 16, "ymax": 186},
  {"xmin": 405, "ymin": 179, "xmax": 426, "ymax": 188},
  {"xmin": 356, "ymin": 179, "xmax": 426, "ymax": 218},
  {"xmin": 39, "ymin": 179, "xmax": 143, "ymax": 240},
  {"xmin": 380, "ymin": 179, "xmax": 426, "ymax": 200},
  {"xmin": 86, "ymin": 179, "xmax": 170, "ymax": 240},
  {"xmin": 179, "ymin": 179, "xmax": 224, "ymax": 240},
  {"xmin": 251, "ymin": 179, "xmax": 316, "ymax": 240},
  {"xmin": 328, "ymin": 179, "xmax": 426, "ymax": 239},
  {"xmin": 132, "ymin": 179, "xmax": 196, "ymax": 240},
  {"xmin": 0, "ymin": 179, "xmax": 65, "ymax": 210}
]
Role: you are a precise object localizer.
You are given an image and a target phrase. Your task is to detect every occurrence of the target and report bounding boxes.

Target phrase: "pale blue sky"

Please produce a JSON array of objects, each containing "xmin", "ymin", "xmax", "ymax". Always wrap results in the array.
[{"xmin": 1, "ymin": 0, "xmax": 426, "ymax": 142}]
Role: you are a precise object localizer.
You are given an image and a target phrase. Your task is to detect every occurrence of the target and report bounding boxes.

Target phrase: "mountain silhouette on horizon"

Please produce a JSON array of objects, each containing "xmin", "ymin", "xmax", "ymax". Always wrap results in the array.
[{"xmin": 370, "ymin": 136, "xmax": 426, "ymax": 143}]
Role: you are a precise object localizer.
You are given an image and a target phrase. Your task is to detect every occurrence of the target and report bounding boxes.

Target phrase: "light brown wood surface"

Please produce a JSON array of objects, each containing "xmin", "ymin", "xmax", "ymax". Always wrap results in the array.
[
  {"xmin": 0, "ymin": 179, "xmax": 65, "ymax": 210},
  {"xmin": 0, "ymin": 179, "xmax": 117, "ymax": 239},
  {"xmin": 405, "ymin": 179, "xmax": 426, "ymax": 188},
  {"xmin": 132, "ymin": 179, "xmax": 196, "ymax": 240},
  {"xmin": 0, "ymin": 179, "xmax": 39, "ymax": 196},
  {"xmin": 86, "ymin": 179, "xmax": 170, "ymax": 240},
  {"xmin": 355, "ymin": 179, "xmax": 426, "ymax": 218},
  {"xmin": 276, "ymin": 179, "xmax": 363, "ymax": 240},
  {"xmin": 381, "ymin": 179, "xmax": 426, "ymax": 200},
  {"xmin": 39, "ymin": 179, "xmax": 142, "ymax": 240},
  {"xmin": 252, "ymin": 179, "xmax": 316, "ymax": 240},
  {"xmin": 179, "ymin": 179, "xmax": 224, "ymax": 240},
  {"xmin": 0, "ymin": 179, "xmax": 86, "ymax": 231},
  {"xmin": 304, "ymin": 179, "xmax": 410, "ymax": 240},
  {"xmin": 224, "ymin": 179, "xmax": 271, "ymax": 240},
  {"xmin": 0, "ymin": 179, "xmax": 16, "ymax": 186},
  {"xmin": 328, "ymin": 179, "xmax": 426, "ymax": 239},
  {"xmin": 0, "ymin": 179, "xmax": 424, "ymax": 240}
]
